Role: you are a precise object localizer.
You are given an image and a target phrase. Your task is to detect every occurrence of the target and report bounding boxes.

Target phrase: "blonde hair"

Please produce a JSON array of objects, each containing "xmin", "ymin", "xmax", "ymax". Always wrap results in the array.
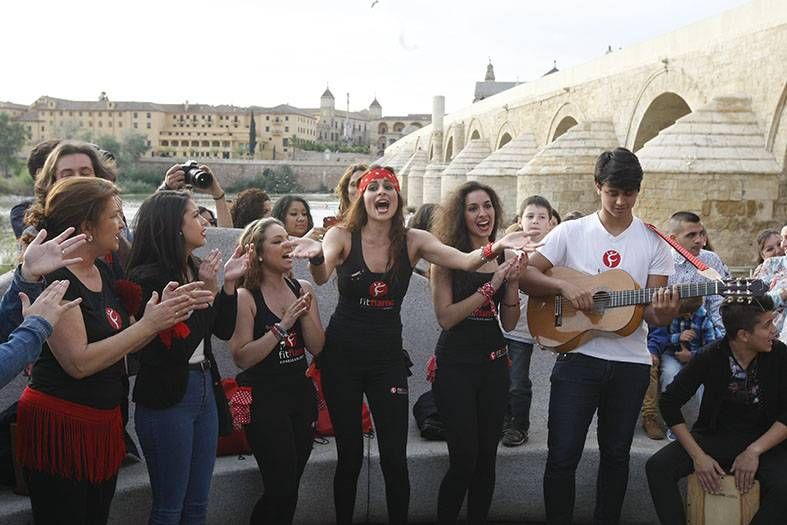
[{"xmin": 236, "ymin": 217, "xmax": 285, "ymax": 290}]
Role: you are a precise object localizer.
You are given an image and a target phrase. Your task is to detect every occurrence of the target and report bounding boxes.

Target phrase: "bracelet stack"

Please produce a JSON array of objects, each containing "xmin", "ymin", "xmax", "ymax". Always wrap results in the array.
[
  {"xmin": 476, "ymin": 281, "xmax": 498, "ymax": 316},
  {"xmin": 480, "ymin": 242, "xmax": 495, "ymax": 264},
  {"xmin": 270, "ymin": 323, "xmax": 288, "ymax": 341}
]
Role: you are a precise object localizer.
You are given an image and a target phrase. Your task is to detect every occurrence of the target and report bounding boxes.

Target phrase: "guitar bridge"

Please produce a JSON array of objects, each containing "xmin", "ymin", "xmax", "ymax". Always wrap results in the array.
[{"xmin": 554, "ymin": 296, "xmax": 563, "ymax": 327}]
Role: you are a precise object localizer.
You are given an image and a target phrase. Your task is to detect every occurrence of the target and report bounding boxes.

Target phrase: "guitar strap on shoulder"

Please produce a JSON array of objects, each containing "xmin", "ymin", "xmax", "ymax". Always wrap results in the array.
[{"xmin": 645, "ymin": 223, "xmax": 723, "ymax": 281}]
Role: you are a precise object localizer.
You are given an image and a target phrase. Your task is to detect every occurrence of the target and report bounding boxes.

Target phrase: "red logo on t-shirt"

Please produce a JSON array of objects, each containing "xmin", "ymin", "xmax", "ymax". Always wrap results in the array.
[
  {"xmin": 602, "ymin": 250, "xmax": 622, "ymax": 268},
  {"xmin": 105, "ymin": 307, "xmax": 123, "ymax": 330},
  {"xmin": 369, "ymin": 281, "xmax": 389, "ymax": 298},
  {"xmin": 284, "ymin": 330, "xmax": 298, "ymax": 348}
]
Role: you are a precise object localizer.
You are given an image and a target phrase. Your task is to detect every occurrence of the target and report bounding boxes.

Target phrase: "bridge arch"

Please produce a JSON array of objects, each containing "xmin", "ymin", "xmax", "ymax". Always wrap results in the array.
[
  {"xmin": 444, "ymin": 135, "xmax": 454, "ymax": 161},
  {"xmin": 547, "ymin": 102, "xmax": 584, "ymax": 142},
  {"xmin": 466, "ymin": 118, "xmax": 486, "ymax": 144},
  {"xmin": 632, "ymin": 92, "xmax": 691, "ymax": 151},
  {"xmin": 624, "ymin": 67, "xmax": 705, "ymax": 150},
  {"xmin": 495, "ymin": 122, "xmax": 515, "ymax": 149}
]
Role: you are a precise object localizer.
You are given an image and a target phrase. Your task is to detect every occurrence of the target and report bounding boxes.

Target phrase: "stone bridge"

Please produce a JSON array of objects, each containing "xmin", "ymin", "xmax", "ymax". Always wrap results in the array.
[{"xmin": 381, "ymin": 0, "xmax": 787, "ymax": 266}]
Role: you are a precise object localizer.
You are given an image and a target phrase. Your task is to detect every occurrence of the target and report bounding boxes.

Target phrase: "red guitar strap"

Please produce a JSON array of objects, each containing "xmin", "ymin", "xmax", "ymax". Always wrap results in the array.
[{"xmin": 646, "ymin": 223, "xmax": 723, "ymax": 281}]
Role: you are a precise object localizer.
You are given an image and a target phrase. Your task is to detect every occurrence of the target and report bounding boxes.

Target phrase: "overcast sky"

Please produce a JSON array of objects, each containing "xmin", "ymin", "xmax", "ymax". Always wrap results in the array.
[{"xmin": 2, "ymin": 0, "xmax": 747, "ymax": 116}]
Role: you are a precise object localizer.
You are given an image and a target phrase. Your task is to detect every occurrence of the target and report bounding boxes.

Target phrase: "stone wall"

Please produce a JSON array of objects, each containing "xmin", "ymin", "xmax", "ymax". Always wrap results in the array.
[{"xmin": 134, "ymin": 154, "xmax": 374, "ymax": 192}]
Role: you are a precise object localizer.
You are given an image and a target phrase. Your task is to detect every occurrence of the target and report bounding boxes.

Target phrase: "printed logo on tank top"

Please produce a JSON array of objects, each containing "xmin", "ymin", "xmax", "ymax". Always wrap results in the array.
[
  {"xmin": 268, "ymin": 325, "xmax": 305, "ymax": 364},
  {"xmin": 469, "ymin": 300, "xmax": 496, "ymax": 321},
  {"xmin": 602, "ymin": 249, "xmax": 622, "ymax": 269},
  {"xmin": 359, "ymin": 280, "xmax": 395, "ymax": 310},
  {"xmin": 105, "ymin": 307, "xmax": 123, "ymax": 330}
]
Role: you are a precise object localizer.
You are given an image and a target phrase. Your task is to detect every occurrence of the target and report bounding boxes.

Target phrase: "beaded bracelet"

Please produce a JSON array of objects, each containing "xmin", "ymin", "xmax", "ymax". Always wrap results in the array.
[
  {"xmin": 480, "ymin": 242, "xmax": 495, "ymax": 263},
  {"xmin": 476, "ymin": 282, "xmax": 498, "ymax": 316},
  {"xmin": 270, "ymin": 323, "xmax": 287, "ymax": 341}
]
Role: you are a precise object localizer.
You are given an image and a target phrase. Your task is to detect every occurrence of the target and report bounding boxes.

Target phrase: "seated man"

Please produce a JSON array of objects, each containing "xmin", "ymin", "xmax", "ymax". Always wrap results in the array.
[{"xmin": 646, "ymin": 296, "xmax": 787, "ymax": 525}]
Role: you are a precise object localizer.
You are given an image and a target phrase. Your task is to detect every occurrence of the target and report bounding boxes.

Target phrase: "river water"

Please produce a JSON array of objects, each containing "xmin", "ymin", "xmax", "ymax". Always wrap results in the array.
[{"xmin": 0, "ymin": 193, "xmax": 339, "ymax": 271}]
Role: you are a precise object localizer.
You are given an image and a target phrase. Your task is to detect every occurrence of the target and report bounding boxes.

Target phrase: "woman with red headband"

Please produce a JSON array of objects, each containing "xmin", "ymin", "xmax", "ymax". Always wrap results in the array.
[{"xmin": 291, "ymin": 166, "xmax": 537, "ymax": 524}]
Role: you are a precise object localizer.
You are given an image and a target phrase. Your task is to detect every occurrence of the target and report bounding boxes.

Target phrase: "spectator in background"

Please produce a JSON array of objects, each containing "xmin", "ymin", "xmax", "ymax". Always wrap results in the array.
[
  {"xmin": 230, "ymin": 188, "xmax": 272, "ymax": 229},
  {"xmin": 407, "ymin": 203, "xmax": 438, "ymax": 232},
  {"xmin": 407, "ymin": 203, "xmax": 439, "ymax": 278},
  {"xmin": 272, "ymin": 195, "xmax": 324, "ymax": 240},
  {"xmin": 335, "ymin": 163, "xmax": 368, "ymax": 220},
  {"xmin": 0, "ymin": 228, "xmax": 86, "ymax": 388},
  {"xmin": 501, "ymin": 195, "xmax": 554, "ymax": 448},
  {"xmin": 549, "ymin": 208, "xmax": 561, "ymax": 229},
  {"xmin": 198, "ymin": 206, "xmax": 218, "ymax": 227},
  {"xmin": 11, "ymin": 139, "xmax": 62, "ymax": 239},
  {"xmin": 563, "ymin": 210, "xmax": 584, "ymax": 221},
  {"xmin": 159, "ymin": 163, "xmax": 232, "ymax": 228},
  {"xmin": 755, "ymin": 229, "xmax": 783, "ymax": 272}
]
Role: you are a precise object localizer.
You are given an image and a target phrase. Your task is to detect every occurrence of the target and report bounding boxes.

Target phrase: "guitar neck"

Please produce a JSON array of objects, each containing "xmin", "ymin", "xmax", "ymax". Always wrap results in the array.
[{"xmin": 607, "ymin": 281, "xmax": 721, "ymax": 308}]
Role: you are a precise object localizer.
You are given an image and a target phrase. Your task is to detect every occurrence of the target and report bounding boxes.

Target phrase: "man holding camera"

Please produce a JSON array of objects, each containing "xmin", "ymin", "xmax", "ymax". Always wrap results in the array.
[{"xmin": 159, "ymin": 162, "xmax": 232, "ymax": 228}]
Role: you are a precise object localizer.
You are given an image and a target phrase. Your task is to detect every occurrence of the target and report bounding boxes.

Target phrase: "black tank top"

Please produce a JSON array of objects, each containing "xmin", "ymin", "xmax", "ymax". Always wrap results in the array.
[
  {"xmin": 31, "ymin": 259, "xmax": 129, "ymax": 409},
  {"xmin": 327, "ymin": 229, "xmax": 412, "ymax": 363},
  {"xmin": 237, "ymin": 278, "xmax": 309, "ymax": 387},
  {"xmin": 435, "ymin": 264, "xmax": 507, "ymax": 365}
]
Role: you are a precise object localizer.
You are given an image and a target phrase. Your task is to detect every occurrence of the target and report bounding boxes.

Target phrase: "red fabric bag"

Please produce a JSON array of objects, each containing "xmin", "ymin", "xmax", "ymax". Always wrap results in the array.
[
  {"xmin": 216, "ymin": 378, "xmax": 252, "ymax": 456},
  {"xmin": 307, "ymin": 363, "xmax": 373, "ymax": 437}
]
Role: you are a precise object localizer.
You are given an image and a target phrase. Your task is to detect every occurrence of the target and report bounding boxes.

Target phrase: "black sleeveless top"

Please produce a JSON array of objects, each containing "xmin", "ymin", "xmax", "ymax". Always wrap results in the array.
[
  {"xmin": 31, "ymin": 259, "xmax": 129, "ymax": 409},
  {"xmin": 435, "ymin": 264, "xmax": 507, "ymax": 365},
  {"xmin": 326, "ymin": 229, "xmax": 412, "ymax": 364},
  {"xmin": 237, "ymin": 278, "xmax": 309, "ymax": 387}
]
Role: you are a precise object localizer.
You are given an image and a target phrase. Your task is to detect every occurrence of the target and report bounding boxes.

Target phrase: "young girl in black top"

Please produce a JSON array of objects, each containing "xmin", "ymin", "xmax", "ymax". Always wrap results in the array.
[
  {"xmin": 290, "ymin": 167, "xmax": 537, "ymax": 524},
  {"xmin": 430, "ymin": 181, "xmax": 524, "ymax": 524},
  {"xmin": 126, "ymin": 191, "xmax": 249, "ymax": 525},
  {"xmin": 17, "ymin": 178, "xmax": 200, "ymax": 525},
  {"xmin": 230, "ymin": 218, "xmax": 325, "ymax": 524}
]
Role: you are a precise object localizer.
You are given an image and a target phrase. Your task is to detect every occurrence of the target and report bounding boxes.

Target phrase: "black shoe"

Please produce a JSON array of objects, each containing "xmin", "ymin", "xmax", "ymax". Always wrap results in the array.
[{"xmin": 502, "ymin": 427, "xmax": 528, "ymax": 447}]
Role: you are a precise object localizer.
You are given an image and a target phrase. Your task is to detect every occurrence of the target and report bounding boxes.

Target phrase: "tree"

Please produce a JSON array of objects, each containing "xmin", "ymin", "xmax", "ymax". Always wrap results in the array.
[
  {"xmin": 0, "ymin": 113, "xmax": 30, "ymax": 177},
  {"xmin": 248, "ymin": 111, "xmax": 257, "ymax": 158}
]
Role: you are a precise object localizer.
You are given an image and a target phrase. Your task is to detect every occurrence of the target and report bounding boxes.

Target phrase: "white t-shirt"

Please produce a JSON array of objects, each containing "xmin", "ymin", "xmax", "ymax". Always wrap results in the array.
[
  {"xmin": 502, "ymin": 291, "xmax": 533, "ymax": 344},
  {"xmin": 536, "ymin": 213, "xmax": 674, "ymax": 365},
  {"xmin": 188, "ymin": 340, "xmax": 206, "ymax": 364}
]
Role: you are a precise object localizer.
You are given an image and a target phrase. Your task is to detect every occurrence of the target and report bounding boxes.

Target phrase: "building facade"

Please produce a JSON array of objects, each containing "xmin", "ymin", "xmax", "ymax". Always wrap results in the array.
[{"xmin": 1, "ymin": 89, "xmax": 430, "ymax": 160}]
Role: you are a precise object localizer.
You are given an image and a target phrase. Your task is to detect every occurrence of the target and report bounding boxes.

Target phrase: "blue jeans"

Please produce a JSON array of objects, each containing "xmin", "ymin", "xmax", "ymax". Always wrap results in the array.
[
  {"xmin": 506, "ymin": 339, "xmax": 533, "ymax": 431},
  {"xmin": 543, "ymin": 352, "xmax": 650, "ymax": 525},
  {"xmin": 135, "ymin": 370, "xmax": 218, "ymax": 525},
  {"xmin": 661, "ymin": 353, "xmax": 703, "ymax": 422}
]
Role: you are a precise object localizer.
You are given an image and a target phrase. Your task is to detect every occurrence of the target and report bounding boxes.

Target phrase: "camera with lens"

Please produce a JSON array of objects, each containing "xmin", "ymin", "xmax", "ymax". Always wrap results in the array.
[{"xmin": 180, "ymin": 161, "xmax": 213, "ymax": 189}]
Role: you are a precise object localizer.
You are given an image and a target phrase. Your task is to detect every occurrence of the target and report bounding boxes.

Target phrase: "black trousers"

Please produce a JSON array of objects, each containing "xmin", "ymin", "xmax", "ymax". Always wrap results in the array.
[
  {"xmin": 25, "ymin": 468, "xmax": 117, "ymax": 525},
  {"xmin": 432, "ymin": 358, "xmax": 509, "ymax": 524},
  {"xmin": 646, "ymin": 429, "xmax": 787, "ymax": 525},
  {"xmin": 244, "ymin": 379, "xmax": 316, "ymax": 525},
  {"xmin": 321, "ymin": 355, "xmax": 410, "ymax": 525}
]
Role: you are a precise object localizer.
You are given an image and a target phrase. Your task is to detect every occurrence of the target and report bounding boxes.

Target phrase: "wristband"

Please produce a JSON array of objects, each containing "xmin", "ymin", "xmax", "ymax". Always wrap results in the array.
[
  {"xmin": 270, "ymin": 323, "xmax": 287, "ymax": 341},
  {"xmin": 309, "ymin": 254, "xmax": 325, "ymax": 265},
  {"xmin": 480, "ymin": 242, "xmax": 495, "ymax": 263},
  {"xmin": 212, "ymin": 191, "xmax": 225, "ymax": 201},
  {"xmin": 476, "ymin": 281, "xmax": 498, "ymax": 316}
]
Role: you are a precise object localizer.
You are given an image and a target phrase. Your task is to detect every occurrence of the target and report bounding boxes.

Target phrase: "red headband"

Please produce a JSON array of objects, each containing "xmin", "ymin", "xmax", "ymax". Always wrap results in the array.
[{"xmin": 358, "ymin": 168, "xmax": 400, "ymax": 194}]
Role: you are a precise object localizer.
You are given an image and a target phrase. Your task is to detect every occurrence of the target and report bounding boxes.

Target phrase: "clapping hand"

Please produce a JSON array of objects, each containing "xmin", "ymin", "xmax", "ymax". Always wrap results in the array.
[
  {"xmin": 223, "ymin": 244, "xmax": 251, "ymax": 294},
  {"xmin": 20, "ymin": 280, "xmax": 82, "ymax": 328},
  {"xmin": 21, "ymin": 228, "xmax": 87, "ymax": 282},
  {"xmin": 198, "ymin": 249, "xmax": 222, "ymax": 295},
  {"xmin": 280, "ymin": 292, "xmax": 312, "ymax": 330}
]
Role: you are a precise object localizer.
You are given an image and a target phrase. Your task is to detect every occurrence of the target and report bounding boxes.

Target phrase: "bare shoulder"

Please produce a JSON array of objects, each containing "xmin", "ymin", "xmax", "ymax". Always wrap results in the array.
[{"xmin": 237, "ymin": 287, "xmax": 257, "ymax": 313}]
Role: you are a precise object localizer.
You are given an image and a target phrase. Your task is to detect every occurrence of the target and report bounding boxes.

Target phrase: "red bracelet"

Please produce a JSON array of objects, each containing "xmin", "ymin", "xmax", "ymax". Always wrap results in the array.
[
  {"xmin": 481, "ymin": 242, "xmax": 495, "ymax": 263},
  {"xmin": 476, "ymin": 282, "xmax": 498, "ymax": 316}
]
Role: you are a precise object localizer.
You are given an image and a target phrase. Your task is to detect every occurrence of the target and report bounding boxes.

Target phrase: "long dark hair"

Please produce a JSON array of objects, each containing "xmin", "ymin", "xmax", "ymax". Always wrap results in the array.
[
  {"xmin": 126, "ymin": 191, "xmax": 193, "ymax": 285},
  {"xmin": 343, "ymin": 166, "xmax": 408, "ymax": 278},
  {"xmin": 271, "ymin": 195, "xmax": 314, "ymax": 234},
  {"xmin": 432, "ymin": 180, "xmax": 502, "ymax": 253}
]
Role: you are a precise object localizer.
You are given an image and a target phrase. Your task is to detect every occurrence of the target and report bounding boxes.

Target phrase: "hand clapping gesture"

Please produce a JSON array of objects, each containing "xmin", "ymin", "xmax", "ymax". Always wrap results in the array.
[{"xmin": 21, "ymin": 228, "xmax": 87, "ymax": 282}]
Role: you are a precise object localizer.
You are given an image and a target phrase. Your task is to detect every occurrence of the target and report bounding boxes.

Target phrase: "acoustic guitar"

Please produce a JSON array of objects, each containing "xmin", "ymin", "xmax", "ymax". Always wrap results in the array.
[{"xmin": 527, "ymin": 267, "xmax": 767, "ymax": 352}]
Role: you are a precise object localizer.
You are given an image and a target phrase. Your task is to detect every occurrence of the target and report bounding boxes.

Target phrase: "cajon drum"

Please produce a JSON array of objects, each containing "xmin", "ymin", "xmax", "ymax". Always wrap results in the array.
[{"xmin": 687, "ymin": 473, "xmax": 759, "ymax": 525}]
